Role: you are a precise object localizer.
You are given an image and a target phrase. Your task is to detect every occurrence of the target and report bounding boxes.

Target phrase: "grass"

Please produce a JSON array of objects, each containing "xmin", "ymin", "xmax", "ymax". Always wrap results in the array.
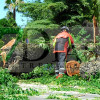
[
  {"xmin": 19, "ymin": 74, "xmax": 100, "ymax": 94},
  {"xmin": 0, "ymin": 68, "xmax": 40, "ymax": 100},
  {"xmin": 47, "ymin": 94, "xmax": 60, "ymax": 99},
  {"xmin": 1, "ymin": 67, "xmax": 99, "ymax": 99},
  {"xmin": 0, "ymin": 84, "xmax": 40, "ymax": 100},
  {"xmin": 94, "ymin": 97, "xmax": 100, "ymax": 100}
]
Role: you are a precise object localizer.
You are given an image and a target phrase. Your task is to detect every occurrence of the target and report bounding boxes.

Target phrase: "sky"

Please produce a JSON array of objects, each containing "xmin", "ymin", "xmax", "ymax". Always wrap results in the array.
[{"xmin": 0, "ymin": 0, "xmax": 43, "ymax": 28}]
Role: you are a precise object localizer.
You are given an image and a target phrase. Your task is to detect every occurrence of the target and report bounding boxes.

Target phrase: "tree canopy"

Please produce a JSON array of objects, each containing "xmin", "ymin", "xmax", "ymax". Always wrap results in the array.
[
  {"xmin": 18, "ymin": 0, "xmax": 92, "ymax": 26},
  {"xmin": 4, "ymin": 0, "xmax": 24, "ymax": 20},
  {"xmin": 17, "ymin": 0, "xmax": 100, "ymax": 38},
  {"xmin": 0, "ymin": 18, "xmax": 19, "ymax": 38}
]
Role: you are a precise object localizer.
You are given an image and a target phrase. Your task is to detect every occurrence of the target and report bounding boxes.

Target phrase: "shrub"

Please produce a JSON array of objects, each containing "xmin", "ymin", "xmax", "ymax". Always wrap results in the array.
[
  {"xmin": 0, "ymin": 68, "xmax": 18, "ymax": 85},
  {"xmin": 47, "ymin": 94, "xmax": 60, "ymax": 99},
  {"xmin": 0, "ymin": 68, "xmax": 40, "ymax": 100},
  {"xmin": 33, "ymin": 64, "xmax": 54, "ymax": 76},
  {"xmin": 70, "ymin": 27, "xmax": 91, "ymax": 63},
  {"xmin": 21, "ymin": 64, "xmax": 55, "ymax": 79},
  {"xmin": 0, "ymin": 18, "xmax": 17, "ymax": 28}
]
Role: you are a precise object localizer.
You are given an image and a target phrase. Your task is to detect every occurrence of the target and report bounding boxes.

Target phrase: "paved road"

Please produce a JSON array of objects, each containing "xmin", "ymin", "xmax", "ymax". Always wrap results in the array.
[
  {"xmin": 28, "ymin": 91, "xmax": 100, "ymax": 100},
  {"xmin": 17, "ymin": 82, "xmax": 100, "ymax": 100}
]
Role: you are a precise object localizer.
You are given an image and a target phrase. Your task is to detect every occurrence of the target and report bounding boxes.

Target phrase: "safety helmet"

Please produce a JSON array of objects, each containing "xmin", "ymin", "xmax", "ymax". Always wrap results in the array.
[{"xmin": 61, "ymin": 26, "xmax": 69, "ymax": 32}]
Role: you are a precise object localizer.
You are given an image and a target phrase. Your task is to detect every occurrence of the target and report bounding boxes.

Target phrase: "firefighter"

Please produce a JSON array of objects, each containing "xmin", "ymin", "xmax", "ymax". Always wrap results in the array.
[{"xmin": 53, "ymin": 26, "xmax": 74, "ymax": 79}]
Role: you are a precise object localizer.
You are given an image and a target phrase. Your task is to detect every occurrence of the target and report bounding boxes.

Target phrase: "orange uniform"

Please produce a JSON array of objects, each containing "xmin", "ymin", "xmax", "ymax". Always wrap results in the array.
[{"xmin": 53, "ymin": 31, "xmax": 74, "ymax": 54}]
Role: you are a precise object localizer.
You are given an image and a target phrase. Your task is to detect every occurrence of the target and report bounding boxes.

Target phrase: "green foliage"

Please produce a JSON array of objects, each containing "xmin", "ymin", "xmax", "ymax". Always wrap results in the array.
[
  {"xmin": 72, "ymin": 49, "xmax": 88, "ymax": 62},
  {"xmin": 6, "ymin": 29, "xmax": 23, "ymax": 62},
  {"xmin": 87, "ymin": 0, "xmax": 99, "ymax": 21},
  {"xmin": 47, "ymin": 94, "xmax": 60, "ymax": 99},
  {"xmin": 33, "ymin": 64, "xmax": 54, "ymax": 76},
  {"xmin": 0, "ymin": 17, "xmax": 19, "ymax": 39},
  {"xmin": 20, "ymin": 64, "xmax": 55, "ymax": 79},
  {"xmin": 0, "ymin": 39, "xmax": 4, "ymax": 48},
  {"xmin": 18, "ymin": 0, "xmax": 91, "ymax": 26},
  {"xmin": 30, "ymin": 37, "xmax": 50, "ymax": 49},
  {"xmin": 0, "ymin": 18, "xmax": 17, "ymax": 28},
  {"xmin": 6, "ymin": 11, "xmax": 13, "ymax": 19},
  {"xmin": 0, "ymin": 68, "xmax": 18, "ymax": 85},
  {"xmin": 0, "ymin": 27, "xmax": 19, "ymax": 39},
  {"xmin": 26, "ymin": 19, "xmax": 59, "ymax": 30},
  {"xmin": 96, "ymin": 35, "xmax": 100, "ymax": 43},
  {"xmin": 7, "ymin": 18, "xmax": 17, "ymax": 27},
  {"xmin": 0, "ymin": 68, "xmax": 40, "ymax": 100},
  {"xmin": 18, "ymin": 0, "xmax": 94, "ymax": 52},
  {"xmin": 20, "ymin": 74, "xmax": 100, "ymax": 94},
  {"xmin": 5, "ymin": 0, "xmax": 24, "ymax": 20},
  {"xmin": 71, "ymin": 25, "xmax": 91, "ymax": 43},
  {"xmin": 44, "ymin": 0, "xmax": 65, "ymax": 3},
  {"xmin": 23, "ymin": 19, "xmax": 58, "ymax": 49},
  {"xmin": 69, "ymin": 26, "xmax": 92, "ymax": 62},
  {"xmin": 55, "ymin": 0, "xmax": 91, "ymax": 25},
  {"xmin": 24, "ymin": 19, "xmax": 59, "ymax": 35},
  {"xmin": 18, "ymin": 2, "xmax": 67, "ymax": 20},
  {"xmin": 47, "ymin": 94, "xmax": 80, "ymax": 100},
  {"xmin": 0, "ymin": 18, "xmax": 9, "ymax": 27}
]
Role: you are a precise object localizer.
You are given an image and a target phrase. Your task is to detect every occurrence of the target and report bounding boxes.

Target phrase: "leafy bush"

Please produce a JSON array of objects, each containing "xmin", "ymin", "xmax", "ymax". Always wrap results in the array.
[
  {"xmin": 0, "ymin": 18, "xmax": 10, "ymax": 27},
  {"xmin": 0, "ymin": 18, "xmax": 17, "ymax": 28},
  {"xmin": 33, "ymin": 64, "xmax": 54, "ymax": 76},
  {"xmin": 0, "ymin": 18, "xmax": 19, "ymax": 39},
  {"xmin": 72, "ymin": 49, "xmax": 89, "ymax": 62},
  {"xmin": 0, "ymin": 68, "xmax": 18, "ymax": 85},
  {"xmin": 70, "ymin": 27, "xmax": 94, "ymax": 62},
  {"xmin": 21, "ymin": 64, "xmax": 55, "ymax": 79},
  {"xmin": 0, "ymin": 68, "xmax": 40, "ymax": 100},
  {"xmin": 47, "ymin": 94, "xmax": 60, "ymax": 99}
]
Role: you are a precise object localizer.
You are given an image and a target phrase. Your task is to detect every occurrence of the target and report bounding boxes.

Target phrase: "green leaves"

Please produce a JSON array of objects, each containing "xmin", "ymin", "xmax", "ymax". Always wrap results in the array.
[
  {"xmin": 0, "ymin": 27, "xmax": 19, "ymax": 39},
  {"xmin": 18, "ymin": 2, "xmax": 67, "ymax": 20},
  {"xmin": 87, "ymin": 0, "xmax": 100, "ymax": 21},
  {"xmin": 25, "ymin": 19, "xmax": 59, "ymax": 31},
  {"xmin": 0, "ymin": 18, "xmax": 17, "ymax": 28},
  {"xmin": 0, "ymin": 68, "xmax": 40, "ymax": 99},
  {"xmin": 17, "ymin": 0, "xmax": 97, "ymax": 27},
  {"xmin": 5, "ymin": 0, "xmax": 24, "ymax": 20},
  {"xmin": 0, "ymin": 68, "xmax": 18, "ymax": 85},
  {"xmin": 17, "ymin": 0, "xmax": 95, "ymax": 39},
  {"xmin": 5, "ymin": 0, "xmax": 11, "ymax": 4},
  {"xmin": 21, "ymin": 64, "xmax": 55, "ymax": 79},
  {"xmin": 23, "ymin": 19, "xmax": 59, "ymax": 43},
  {"xmin": 6, "ymin": 29, "xmax": 23, "ymax": 61}
]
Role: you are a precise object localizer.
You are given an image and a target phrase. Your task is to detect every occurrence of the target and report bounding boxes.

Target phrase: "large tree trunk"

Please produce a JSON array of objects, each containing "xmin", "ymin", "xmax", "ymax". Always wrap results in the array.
[
  {"xmin": 93, "ymin": 16, "xmax": 98, "ymax": 44},
  {"xmin": 13, "ymin": 8, "xmax": 16, "ymax": 20}
]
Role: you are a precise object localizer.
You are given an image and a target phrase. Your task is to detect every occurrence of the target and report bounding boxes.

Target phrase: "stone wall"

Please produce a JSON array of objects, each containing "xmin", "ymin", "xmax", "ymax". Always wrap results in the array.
[
  {"xmin": 5, "ymin": 42, "xmax": 100, "ymax": 73},
  {"xmin": 80, "ymin": 58, "xmax": 100, "ymax": 79},
  {"xmin": 7, "ymin": 43, "xmax": 78, "ymax": 73}
]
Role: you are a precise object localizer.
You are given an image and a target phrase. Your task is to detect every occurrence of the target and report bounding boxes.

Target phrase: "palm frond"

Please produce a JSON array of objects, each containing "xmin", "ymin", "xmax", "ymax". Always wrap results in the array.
[
  {"xmin": 5, "ymin": 0, "xmax": 11, "ymax": 4},
  {"xmin": 9, "ymin": 3, "xmax": 15, "ymax": 12},
  {"xmin": 4, "ymin": 5, "xmax": 9, "ymax": 10}
]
